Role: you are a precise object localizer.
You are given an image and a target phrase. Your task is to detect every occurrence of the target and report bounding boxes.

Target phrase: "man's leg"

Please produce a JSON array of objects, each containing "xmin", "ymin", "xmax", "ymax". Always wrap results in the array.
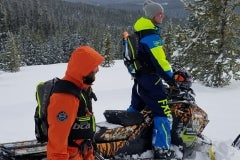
[{"xmin": 127, "ymin": 82, "xmax": 145, "ymax": 112}]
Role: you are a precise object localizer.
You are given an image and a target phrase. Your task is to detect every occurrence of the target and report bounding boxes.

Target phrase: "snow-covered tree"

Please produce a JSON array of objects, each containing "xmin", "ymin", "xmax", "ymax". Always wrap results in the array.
[
  {"xmin": 163, "ymin": 20, "xmax": 191, "ymax": 63},
  {"xmin": 178, "ymin": 0, "xmax": 240, "ymax": 87},
  {"xmin": 0, "ymin": 31, "xmax": 21, "ymax": 72},
  {"xmin": 101, "ymin": 28, "xmax": 114, "ymax": 67},
  {"xmin": 0, "ymin": 1, "xmax": 7, "ymax": 52}
]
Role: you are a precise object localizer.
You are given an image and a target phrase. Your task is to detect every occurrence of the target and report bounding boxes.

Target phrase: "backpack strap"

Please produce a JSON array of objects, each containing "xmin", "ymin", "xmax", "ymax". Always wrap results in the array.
[
  {"xmin": 134, "ymin": 29, "xmax": 157, "ymax": 74},
  {"xmin": 53, "ymin": 79, "xmax": 81, "ymax": 99},
  {"xmin": 136, "ymin": 29, "xmax": 157, "ymax": 39}
]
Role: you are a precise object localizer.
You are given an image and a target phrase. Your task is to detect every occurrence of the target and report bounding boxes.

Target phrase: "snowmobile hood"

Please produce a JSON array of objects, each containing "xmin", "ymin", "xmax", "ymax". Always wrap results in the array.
[
  {"xmin": 134, "ymin": 17, "xmax": 156, "ymax": 32},
  {"xmin": 63, "ymin": 46, "xmax": 104, "ymax": 89}
]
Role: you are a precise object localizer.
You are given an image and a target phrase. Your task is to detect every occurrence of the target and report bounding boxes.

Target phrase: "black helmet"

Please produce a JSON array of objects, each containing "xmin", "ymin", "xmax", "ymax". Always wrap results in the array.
[{"xmin": 172, "ymin": 64, "xmax": 192, "ymax": 89}]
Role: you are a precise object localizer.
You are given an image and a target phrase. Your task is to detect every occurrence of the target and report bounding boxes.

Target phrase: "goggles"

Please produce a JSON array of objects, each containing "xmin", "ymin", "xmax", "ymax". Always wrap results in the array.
[{"xmin": 175, "ymin": 74, "xmax": 185, "ymax": 82}]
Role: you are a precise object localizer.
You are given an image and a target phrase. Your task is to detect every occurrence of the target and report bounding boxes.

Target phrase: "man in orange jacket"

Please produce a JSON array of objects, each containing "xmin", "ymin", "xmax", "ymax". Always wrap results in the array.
[{"xmin": 47, "ymin": 45, "xmax": 104, "ymax": 160}]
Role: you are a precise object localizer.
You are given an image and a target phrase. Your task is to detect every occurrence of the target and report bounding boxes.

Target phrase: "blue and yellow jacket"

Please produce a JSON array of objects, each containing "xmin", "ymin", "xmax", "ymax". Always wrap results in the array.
[{"xmin": 134, "ymin": 17, "xmax": 173, "ymax": 82}]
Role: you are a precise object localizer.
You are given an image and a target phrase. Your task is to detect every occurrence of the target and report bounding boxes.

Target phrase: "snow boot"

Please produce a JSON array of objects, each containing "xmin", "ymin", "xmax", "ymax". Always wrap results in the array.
[
  {"xmin": 153, "ymin": 148, "xmax": 175, "ymax": 160},
  {"xmin": 170, "ymin": 145, "xmax": 184, "ymax": 160}
]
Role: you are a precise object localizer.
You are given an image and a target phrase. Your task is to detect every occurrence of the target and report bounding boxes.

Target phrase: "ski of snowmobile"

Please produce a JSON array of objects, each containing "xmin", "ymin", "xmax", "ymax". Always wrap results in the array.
[
  {"xmin": 182, "ymin": 135, "xmax": 216, "ymax": 160},
  {"xmin": 232, "ymin": 134, "xmax": 240, "ymax": 150},
  {"xmin": 0, "ymin": 140, "xmax": 46, "ymax": 160},
  {"xmin": 0, "ymin": 140, "xmax": 106, "ymax": 160}
]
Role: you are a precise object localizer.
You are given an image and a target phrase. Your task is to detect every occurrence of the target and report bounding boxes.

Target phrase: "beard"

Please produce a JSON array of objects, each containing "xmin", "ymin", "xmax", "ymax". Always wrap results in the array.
[{"xmin": 83, "ymin": 74, "xmax": 95, "ymax": 85}]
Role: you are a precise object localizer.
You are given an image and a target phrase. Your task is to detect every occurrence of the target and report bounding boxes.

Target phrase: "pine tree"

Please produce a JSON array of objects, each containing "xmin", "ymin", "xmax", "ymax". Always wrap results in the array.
[
  {"xmin": 0, "ymin": 31, "xmax": 21, "ymax": 72},
  {"xmin": 179, "ymin": 0, "xmax": 240, "ymax": 87},
  {"xmin": 0, "ymin": 0, "xmax": 7, "ymax": 52},
  {"xmin": 0, "ymin": 0, "xmax": 140, "ymax": 67},
  {"xmin": 163, "ymin": 21, "xmax": 189, "ymax": 62},
  {"xmin": 101, "ymin": 29, "xmax": 114, "ymax": 67}
]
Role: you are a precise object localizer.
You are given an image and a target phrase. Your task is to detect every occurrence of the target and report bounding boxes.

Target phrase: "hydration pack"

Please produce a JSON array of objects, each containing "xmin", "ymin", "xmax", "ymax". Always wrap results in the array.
[
  {"xmin": 122, "ymin": 29, "xmax": 156, "ymax": 77},
  {"xmin": 34, "ymin": 78, "xmax": 81, "ymax": 143},
  {"xmin": 122, "ymin": 31, "xmax": 142, "ymax": 77}
]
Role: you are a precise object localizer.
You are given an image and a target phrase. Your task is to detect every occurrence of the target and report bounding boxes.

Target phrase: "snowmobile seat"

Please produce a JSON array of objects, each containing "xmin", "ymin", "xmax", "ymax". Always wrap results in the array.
[{"xmin": 104, "ymin": 110, "xmax": 144, "ymax": 126}]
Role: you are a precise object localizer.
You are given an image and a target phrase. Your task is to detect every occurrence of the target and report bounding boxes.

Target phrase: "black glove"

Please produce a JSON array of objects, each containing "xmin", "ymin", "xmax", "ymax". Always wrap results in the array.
[
  {"xmin": 87, "ymin": 87, "xmax": 97, "ymax": 101},
  {"xmin": 91, "ymin": 92, "xmax": 97, "ymax": 101},
  {"xmin": 166, "ymin": 80, "xmax": 180, "ymax": 95}
]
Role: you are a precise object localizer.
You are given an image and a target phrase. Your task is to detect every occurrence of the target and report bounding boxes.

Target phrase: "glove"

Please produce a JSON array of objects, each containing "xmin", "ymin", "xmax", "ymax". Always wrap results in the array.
[
  {"xmin": 166, "ymin": 80, "xmax": 180, "ymax": 95},
  {"xmin": 87, "ymin": 87, "xmax": 97, "ymax": 101}
]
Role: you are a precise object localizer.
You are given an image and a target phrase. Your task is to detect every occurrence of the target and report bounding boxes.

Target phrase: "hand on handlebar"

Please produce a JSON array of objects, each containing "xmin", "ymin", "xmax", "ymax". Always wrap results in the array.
[{"xmin": 166, "ymin": 80, "xmax": 180, "ymax": 95}]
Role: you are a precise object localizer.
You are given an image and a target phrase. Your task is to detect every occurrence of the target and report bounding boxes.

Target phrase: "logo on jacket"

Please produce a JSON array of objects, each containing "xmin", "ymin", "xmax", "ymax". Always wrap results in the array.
[
  {"xmin": 72, "ymin": 122, "xmax": 90, "ymax": 130},
  {"xmin": 153, "ymin": 40, "xmax": 162, "ymax": 46},
  {"xmin": 57, "ymin": 111, "xmax": 68, "ymax": 122}
]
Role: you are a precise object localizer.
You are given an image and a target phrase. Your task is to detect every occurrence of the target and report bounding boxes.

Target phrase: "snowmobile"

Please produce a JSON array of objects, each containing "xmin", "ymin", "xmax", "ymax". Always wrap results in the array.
[
  {"xmin": 0, "ymin": 93, "xmax": 213, "ymax": 160},
  {"xmin": 0, "ymin": 65, "xmax": 217, "ymax": 160},
  {"xmin": 93, "ymin": 65, "xmax": 213, "ymax": 159},
  {"xmin": 0, "ymin": 85, "xmax": 214, "ymax": 160},
  {"xmin": 94, "ymin": 93, "xmax": 212, "ymax": 160}
]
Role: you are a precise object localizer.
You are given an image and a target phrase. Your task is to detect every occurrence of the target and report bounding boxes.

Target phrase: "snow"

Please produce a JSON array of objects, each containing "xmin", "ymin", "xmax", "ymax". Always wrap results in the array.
[{"xmin": 0, "ymin": 60, "xmax": 240, "ymax": 159}]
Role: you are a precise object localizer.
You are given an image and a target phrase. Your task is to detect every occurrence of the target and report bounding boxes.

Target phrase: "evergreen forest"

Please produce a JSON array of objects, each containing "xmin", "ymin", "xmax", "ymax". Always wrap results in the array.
[{"xmin": 0, "ymin": 0, "xmax": 240, "ymax": 87}]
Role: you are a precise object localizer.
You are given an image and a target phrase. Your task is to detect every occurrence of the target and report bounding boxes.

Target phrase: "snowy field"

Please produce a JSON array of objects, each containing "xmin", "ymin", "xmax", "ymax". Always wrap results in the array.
[{"xmin": 0, "ymin": 60, "xmax": 240, "ymax": 159}]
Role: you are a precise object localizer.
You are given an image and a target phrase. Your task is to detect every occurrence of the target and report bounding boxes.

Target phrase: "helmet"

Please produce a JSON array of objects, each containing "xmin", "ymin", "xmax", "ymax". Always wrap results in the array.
[{"xmin": 172, "ymin": 64, "xmax": 192, "ymax": 89}]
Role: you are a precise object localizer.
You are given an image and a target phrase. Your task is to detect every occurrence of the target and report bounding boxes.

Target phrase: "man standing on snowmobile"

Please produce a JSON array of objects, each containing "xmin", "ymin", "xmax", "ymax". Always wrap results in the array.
[{"xmin": 126, "ymin": 0, "xmax": 179, "ymax": 159}]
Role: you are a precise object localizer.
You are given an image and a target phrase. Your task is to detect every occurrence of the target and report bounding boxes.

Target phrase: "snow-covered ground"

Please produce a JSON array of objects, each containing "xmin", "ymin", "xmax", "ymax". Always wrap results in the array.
[{"xmin": 0, "ymin": 60, "xmax": 239, "ymax": 159}]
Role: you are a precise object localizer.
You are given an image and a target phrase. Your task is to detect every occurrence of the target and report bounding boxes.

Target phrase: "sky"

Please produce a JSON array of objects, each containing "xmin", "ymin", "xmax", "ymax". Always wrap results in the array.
[{"xmin": 0, "ymin": 60, "xmax": 240, "ymax": 159}]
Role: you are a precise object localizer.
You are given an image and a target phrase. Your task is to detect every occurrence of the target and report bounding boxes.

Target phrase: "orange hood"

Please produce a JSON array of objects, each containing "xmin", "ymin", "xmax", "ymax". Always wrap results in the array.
[{"xmin": 63, "ymin": 46, "xmax": 104, "ymax": 89}]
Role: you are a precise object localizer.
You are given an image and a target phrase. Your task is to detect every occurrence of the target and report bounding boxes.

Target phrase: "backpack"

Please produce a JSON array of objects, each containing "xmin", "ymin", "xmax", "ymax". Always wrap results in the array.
[
  {"xmin": 34, "ymin": 77, "xmax": 81, "ymax": 143},
  {"xmin": 122, "ymin": 31, "xmax": 141, "ymax": 77},
  {"xmin": 122, "ymin": 29, "xmax": 156, "ymax": 77}
]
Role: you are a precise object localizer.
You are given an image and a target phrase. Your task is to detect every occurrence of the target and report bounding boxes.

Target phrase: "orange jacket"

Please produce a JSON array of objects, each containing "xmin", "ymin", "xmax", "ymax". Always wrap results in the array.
[{"xmin": 47, "ymin": 46, "xmax": 104, "ymax": 160}]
